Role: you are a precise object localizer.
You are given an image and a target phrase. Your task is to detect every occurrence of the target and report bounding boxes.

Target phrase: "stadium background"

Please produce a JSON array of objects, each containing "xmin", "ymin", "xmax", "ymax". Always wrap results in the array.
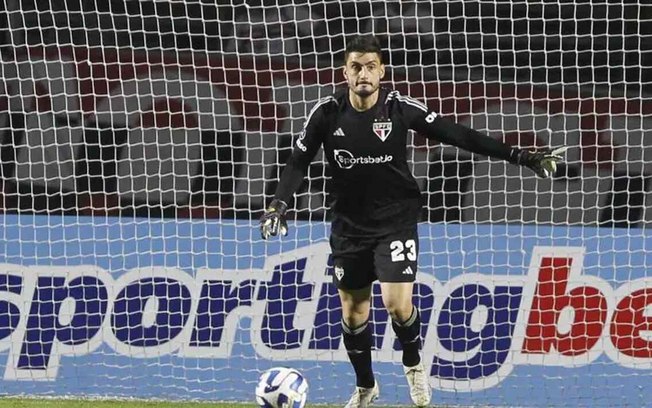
[
  {"xmin": 1, "ymin": 1, "xmax": 651, "ymax": 224},
  {"xmin": 0, "ymin": 1, "xmax": 651, "ymax": 407}
]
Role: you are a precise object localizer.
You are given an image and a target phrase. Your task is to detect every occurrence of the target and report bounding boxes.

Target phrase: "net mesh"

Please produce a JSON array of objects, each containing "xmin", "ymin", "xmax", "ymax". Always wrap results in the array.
[{"xmin": 0, "ymin": 1, "xmax": 651, "ymax": 407}]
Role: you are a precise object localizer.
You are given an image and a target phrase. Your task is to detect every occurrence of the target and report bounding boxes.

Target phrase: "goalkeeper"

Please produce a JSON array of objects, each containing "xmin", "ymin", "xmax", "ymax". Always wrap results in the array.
[{"xmin": 259, "ymin": 34, "xmax": 565, "ymax": 408}]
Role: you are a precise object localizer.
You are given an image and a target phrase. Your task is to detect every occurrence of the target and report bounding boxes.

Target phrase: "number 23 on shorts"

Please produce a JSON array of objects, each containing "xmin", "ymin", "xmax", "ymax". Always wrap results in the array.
[{"xmin": 389, "ymin": 239, "xmax": 417, "ymax": 262}]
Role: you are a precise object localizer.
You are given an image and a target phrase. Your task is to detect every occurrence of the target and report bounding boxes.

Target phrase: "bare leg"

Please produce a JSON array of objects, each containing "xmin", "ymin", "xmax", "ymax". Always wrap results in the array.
[
  {"xmin": 339, "ymin": 286, "xmax": 372, "ymax": 328},
  {"xmin": 379, "ymin": 281, "xmax": 414, "ymax": 322}
]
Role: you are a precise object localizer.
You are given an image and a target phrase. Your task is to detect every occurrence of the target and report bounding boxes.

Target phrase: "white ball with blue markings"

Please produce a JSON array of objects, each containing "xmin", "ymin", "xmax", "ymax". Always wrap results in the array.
[{"xmin": 255, "ymin": 367, "xmax": 308, "ymax": 408}]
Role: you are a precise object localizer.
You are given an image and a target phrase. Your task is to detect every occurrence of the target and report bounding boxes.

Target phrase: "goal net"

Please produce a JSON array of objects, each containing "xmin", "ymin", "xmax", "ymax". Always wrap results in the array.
[{"xmin": 0, "ymin": 1, "xmax": 650, "ymax": 406}]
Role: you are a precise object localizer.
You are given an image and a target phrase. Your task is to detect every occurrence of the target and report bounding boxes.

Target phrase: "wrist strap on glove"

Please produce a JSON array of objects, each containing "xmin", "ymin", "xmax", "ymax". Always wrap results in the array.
[{"xmin": 267, "ymin": 199, "xmax": 288, "ymax": 215}]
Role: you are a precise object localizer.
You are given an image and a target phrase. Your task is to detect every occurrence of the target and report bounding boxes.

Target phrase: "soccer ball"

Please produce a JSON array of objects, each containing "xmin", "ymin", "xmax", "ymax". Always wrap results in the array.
[{"xmin": 255, "ymin": 367, "xmax": 308, "ymax": 408}]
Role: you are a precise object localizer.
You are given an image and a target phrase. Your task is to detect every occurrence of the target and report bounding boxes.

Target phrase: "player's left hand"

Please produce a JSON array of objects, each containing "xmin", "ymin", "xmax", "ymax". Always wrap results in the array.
[
  {"xmin": 516, "ymin": 146, "xmax": 568, "ymax": 178},
  {"xmin": 259, "ymin": 199, "xmax": 289, "ymax": 240}
]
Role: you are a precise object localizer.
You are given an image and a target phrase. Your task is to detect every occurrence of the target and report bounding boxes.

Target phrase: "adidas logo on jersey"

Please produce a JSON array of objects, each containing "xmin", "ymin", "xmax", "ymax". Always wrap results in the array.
[
  {"xmin": 333, "ymin": 127, "xmax": 345, "ymax": 137},
  {"xmin": 402, "ymin": 266, "xmax": 414, "ymax": 275}
]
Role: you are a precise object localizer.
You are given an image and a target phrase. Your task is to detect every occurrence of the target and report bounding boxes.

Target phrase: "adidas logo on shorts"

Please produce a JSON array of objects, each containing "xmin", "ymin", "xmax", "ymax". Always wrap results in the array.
[
  {"xmin": 402, "ymin": 266, "xmax": 414, "ymax": 275},
  {"xmin": 333, "ymin": 127, "xmax": 345, "ymax": 137}
]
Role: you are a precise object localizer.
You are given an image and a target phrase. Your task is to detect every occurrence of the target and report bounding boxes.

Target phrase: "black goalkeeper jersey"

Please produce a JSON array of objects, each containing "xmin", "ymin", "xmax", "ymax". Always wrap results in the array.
[{"xmin": 274, "ymin": 87, "xmax": 518, "ymax": 237}]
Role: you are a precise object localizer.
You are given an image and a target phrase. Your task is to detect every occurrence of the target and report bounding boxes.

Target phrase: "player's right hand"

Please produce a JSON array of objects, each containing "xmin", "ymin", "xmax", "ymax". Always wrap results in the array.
[{"xmin": 259, "ymin": 199, "xmax": 289, "ymax": 240}]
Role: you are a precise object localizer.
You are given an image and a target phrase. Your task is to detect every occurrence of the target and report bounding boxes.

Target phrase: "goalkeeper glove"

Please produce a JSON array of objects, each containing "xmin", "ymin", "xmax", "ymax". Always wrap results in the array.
[
  {"xmin": 514, "ymin": 146, "xmax": 568, "ymax": 178},
  {"xmin": 260, "ymin": 199, "xmax": 289, "ymax": 240}
]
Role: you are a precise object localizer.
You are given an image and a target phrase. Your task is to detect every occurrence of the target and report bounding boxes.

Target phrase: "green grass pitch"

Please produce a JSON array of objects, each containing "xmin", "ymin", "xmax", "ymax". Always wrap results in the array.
[
  {"xmin": 0, "ymin": 399, "xmax": 257, "ymax": 408},
  {"xmin": 0, "ymin": 398, "xmax": 343, "ymax": 408}
]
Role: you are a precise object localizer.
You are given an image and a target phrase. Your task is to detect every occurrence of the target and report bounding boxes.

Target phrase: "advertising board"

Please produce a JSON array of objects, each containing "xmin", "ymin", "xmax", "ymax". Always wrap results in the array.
[{"xmin": 0, "ymin": 215, "xmax": 649, "ymax": 406}]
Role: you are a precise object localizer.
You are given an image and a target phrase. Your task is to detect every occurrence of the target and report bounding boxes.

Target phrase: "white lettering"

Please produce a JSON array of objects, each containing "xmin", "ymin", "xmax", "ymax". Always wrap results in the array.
[
  {"xmin": 0, "ymin": 244, "xmax": 649, "ymax": 395},
  {"xmin": 333, "ymin": 149, "xmax": 393, "ymax": 169}
]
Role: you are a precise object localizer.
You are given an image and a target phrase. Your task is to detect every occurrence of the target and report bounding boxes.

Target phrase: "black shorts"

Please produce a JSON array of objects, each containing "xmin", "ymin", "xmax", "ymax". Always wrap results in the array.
[{"xmin": 330, "ymin": 226, "xmax": 419, "ymax": 290}]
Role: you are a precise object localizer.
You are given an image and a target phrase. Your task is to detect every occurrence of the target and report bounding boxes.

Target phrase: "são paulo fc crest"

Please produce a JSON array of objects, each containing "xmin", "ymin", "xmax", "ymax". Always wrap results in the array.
[
  {"xmin": 334, "ymin": 265, "xmax": 344, "ymax": 280},
  {"xmin": 372, "ymin": 120, "xmax": 392, "ymax": 142}
]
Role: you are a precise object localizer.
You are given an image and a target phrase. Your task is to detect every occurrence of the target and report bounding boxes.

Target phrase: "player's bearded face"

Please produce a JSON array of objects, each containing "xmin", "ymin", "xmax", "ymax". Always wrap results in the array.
[{"xmin": 343, "ymin": 52, "xmax": 385, "ymax": 97}]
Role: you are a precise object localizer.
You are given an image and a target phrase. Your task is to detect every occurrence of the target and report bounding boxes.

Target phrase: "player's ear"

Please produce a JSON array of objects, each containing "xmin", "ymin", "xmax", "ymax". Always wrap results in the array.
[
  {"xmin": 342, "ymin": 65, "xmax": 348, "ymax": 81},
  {"xmin": 379, "ymin": 63, "xmax": 385, "ymax": 79}
]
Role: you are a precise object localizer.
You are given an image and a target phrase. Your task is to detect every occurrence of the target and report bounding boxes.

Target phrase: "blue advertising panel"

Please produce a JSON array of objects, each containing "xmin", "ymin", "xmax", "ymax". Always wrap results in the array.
[{"xmin": 0, "ymin": 214, "xmax": 651, "ymax": 407}]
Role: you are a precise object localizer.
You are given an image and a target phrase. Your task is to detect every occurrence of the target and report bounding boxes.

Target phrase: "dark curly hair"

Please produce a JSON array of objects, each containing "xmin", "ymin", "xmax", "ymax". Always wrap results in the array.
[{"xmin": 344, "ymin": 35, "xmax": 383, "ymax": 63}]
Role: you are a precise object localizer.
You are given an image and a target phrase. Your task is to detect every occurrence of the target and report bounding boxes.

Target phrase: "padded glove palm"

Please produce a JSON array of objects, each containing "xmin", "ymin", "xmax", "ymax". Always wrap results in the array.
[
  {"xmin": 515, "ymin": 146, "xmax": 567, "ymax": 178},
  {"xmin": 259, "ymin": 199, "xmax": 288, "ymax": 240}
]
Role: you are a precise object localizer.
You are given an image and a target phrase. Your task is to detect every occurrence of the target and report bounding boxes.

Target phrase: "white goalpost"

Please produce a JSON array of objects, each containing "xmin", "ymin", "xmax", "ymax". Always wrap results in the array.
[{"xmin": 0, "ymin": 1, "xmax": 651, "ymax": 407}]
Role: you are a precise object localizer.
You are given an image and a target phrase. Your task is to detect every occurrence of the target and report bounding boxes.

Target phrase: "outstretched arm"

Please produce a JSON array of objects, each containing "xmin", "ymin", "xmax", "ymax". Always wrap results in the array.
[
  {"xmin": 259, "ymin": 154, "xmax": 311, "ymax": 240},
  {"xmin": 417, "ymin": 115, "xmax": 516, "ymax": 162},
  {"xmin": 272, "ymin": 153, "xmax": 312, "ymax": 206},
  {"xmin": 260, "ymin": 100, "xmax": 328, "ymax": 239},
  {"xmin": 401, "ymin": 100, "xmax": 566, "ymax": 178}
]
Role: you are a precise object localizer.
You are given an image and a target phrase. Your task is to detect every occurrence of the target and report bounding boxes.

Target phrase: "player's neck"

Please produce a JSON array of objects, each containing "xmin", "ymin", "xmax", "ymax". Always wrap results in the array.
[{"xmin": 348, "ymin": 89, "xmax": 379, "ymax": 112}]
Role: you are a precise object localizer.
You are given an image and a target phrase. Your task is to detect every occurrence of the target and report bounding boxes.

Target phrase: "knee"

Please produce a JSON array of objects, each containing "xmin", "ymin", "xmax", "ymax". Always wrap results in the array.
[
  {"xmin": 383, "ymin": 298, "xmax": 414, "ymax": 323},
  {"xmin": 340, "ymin": 299, "xmax": 371, "ymax": 327},
  {"xmin": 380, "ymin": 282, "xmax": 415, "ymax": 322}
]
